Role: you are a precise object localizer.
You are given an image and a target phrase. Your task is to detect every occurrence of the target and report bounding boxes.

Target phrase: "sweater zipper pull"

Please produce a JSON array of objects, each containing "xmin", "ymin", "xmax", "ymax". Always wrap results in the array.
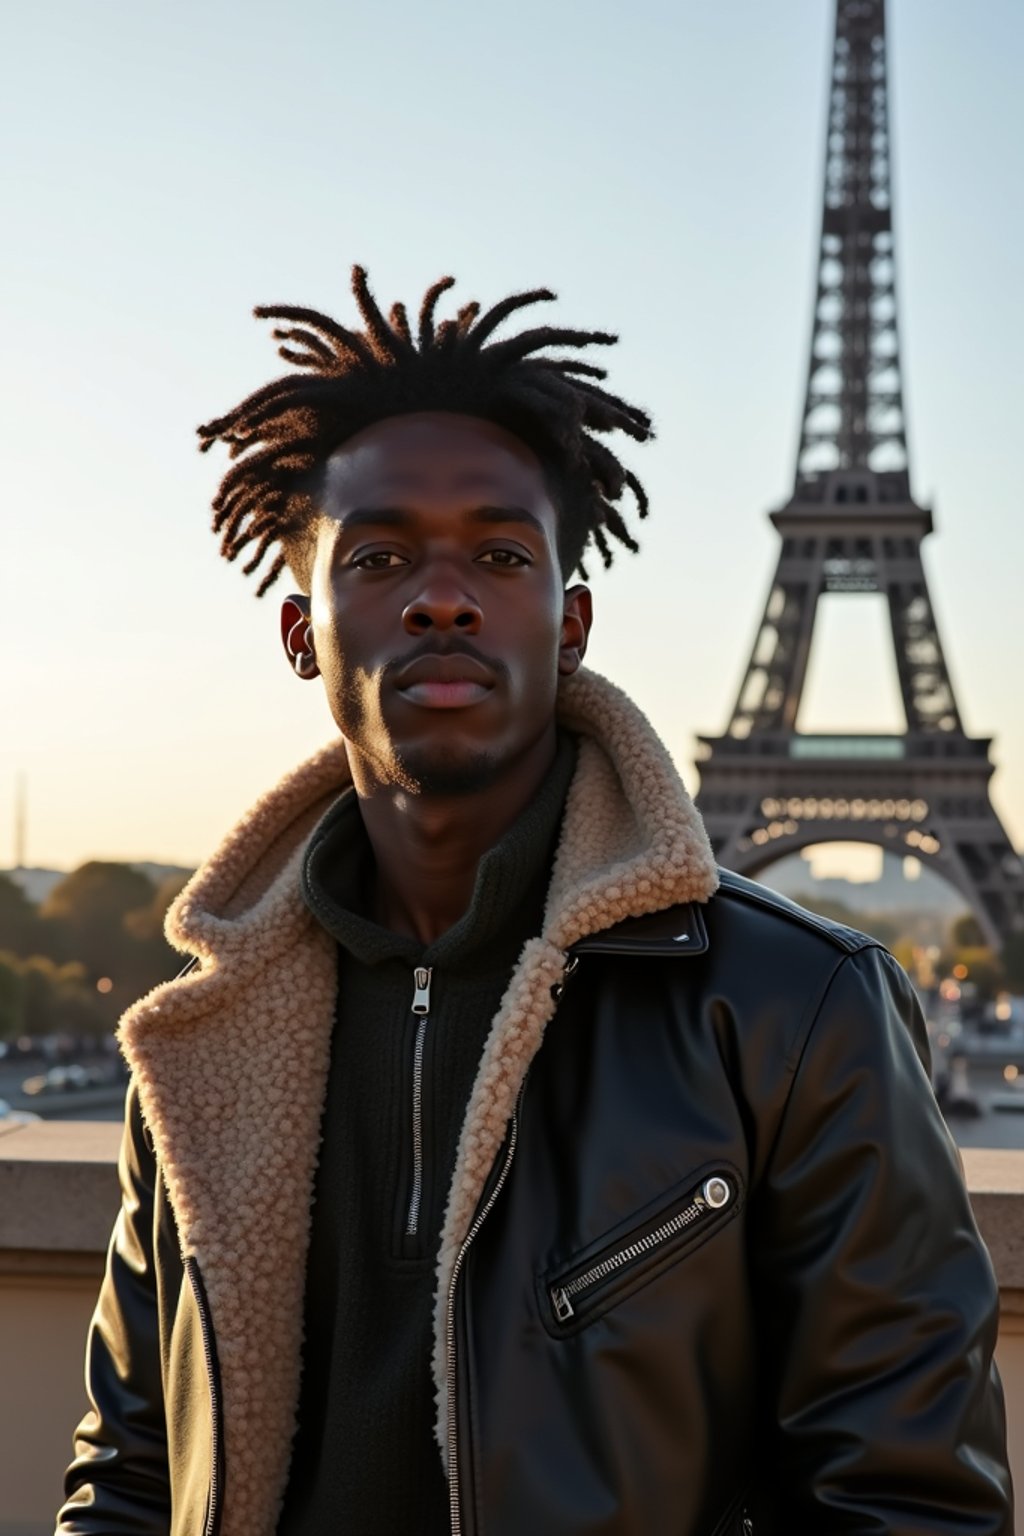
[
  {"xmin": 405, "ymin": 966, "xmax": 433, "ymax": 1242},
  {"xmin": 412, "ymin": 965, "xmax": 432, "ymax": 1015}
]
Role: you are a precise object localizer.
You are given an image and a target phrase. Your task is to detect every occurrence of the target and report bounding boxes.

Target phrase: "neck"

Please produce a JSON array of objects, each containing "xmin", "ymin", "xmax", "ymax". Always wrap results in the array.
[{"xmin": 349, "ymin": 726, "xmax": 559, "ymax": 945}]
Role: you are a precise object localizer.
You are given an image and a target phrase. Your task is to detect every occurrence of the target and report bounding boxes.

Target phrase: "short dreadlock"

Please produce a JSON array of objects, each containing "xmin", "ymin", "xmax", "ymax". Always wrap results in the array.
[{"xmin": 197, "ymin": 266, "xmax": 654, "ymax": 595}]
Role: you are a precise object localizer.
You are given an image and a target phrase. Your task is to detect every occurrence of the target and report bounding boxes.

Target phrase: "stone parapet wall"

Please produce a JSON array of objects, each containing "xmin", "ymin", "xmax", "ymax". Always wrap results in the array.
[{"xmin": 1, "ymin": 1125, "xmax": 1022, "ymax": 1533}]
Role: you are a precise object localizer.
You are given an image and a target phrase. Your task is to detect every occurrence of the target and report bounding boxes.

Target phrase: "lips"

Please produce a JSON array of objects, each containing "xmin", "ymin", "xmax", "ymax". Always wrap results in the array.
[{"xmin": 393, "ymin": 650, "xmax": 498, "ymax": 709}]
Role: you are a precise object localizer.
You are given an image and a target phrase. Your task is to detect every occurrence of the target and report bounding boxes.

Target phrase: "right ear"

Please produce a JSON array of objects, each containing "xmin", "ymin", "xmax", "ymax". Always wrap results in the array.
[{"xmin": 280, "ymin": 595, "xmax": 320, "ymax": 680}]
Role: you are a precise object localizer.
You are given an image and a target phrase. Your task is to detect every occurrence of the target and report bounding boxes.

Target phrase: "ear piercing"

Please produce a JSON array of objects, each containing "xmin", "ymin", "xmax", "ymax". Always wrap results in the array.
[
  {"xmin": 286, "ymin": 615, "xmax": 318, "ymax": 676},
  {"xmin": 295, "ymin": 641, "xmax": 318, "ymax": 678}
]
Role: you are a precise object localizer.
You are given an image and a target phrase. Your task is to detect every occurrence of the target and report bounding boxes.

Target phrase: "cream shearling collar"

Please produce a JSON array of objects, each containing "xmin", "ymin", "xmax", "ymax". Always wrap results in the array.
[{"xmin": 119, "ymin": 667, "xmax": 718, "ymax": 1536}]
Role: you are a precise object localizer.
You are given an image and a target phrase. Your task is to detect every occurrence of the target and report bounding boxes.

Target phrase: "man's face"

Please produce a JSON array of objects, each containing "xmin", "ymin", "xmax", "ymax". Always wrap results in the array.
[{"xmin": 302, "ymin": 412, "xmax": 591, "ymax": 795}]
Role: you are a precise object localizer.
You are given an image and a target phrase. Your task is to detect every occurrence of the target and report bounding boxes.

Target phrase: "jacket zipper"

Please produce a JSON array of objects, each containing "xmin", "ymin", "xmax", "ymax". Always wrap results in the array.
[
  {"xmin": 184, "ymin": 1256, "xmax": 224, "ymax": 1536},
  {"xmin": 446, "ymin": 1085, "xmax": 524, "ymax": 1536},
  {"xmin": 405, "ymin": 965, "xmax": 433, "ymax": 1238},
  {"xmin": 550, "ymin": 1173, "xmax": 734, "ymax": 1323},
  {"xmin": 446, "ymin": 951, "xmax": 576, "ymax": 1533}
]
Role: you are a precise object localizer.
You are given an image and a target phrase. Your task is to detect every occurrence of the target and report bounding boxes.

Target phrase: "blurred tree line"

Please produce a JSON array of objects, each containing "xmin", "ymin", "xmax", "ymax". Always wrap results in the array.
[
  {"xmin": 0, "ymin": 864, "xmax": 190, "ymax": 1041},
  {"xmin": 4, "ymin": 864, "xmax": 1023, "ymax": 1042}
]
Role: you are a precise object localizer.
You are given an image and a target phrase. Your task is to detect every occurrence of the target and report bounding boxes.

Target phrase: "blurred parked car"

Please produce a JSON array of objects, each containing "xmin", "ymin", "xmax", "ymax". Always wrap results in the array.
[
  {"xmin": 21, "ymin": 1063, "xmax": 110, "ymax": 1096},
  {"xmin": 0, "ymin": 1096, "xmax": 41, "ymax": 1125}
]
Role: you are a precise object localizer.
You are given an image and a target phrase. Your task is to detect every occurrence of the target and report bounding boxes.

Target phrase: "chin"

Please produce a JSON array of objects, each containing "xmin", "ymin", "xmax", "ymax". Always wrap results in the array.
[{"xmin": 394, "ymin": 742, "xmax": 505, "ymax": 797}]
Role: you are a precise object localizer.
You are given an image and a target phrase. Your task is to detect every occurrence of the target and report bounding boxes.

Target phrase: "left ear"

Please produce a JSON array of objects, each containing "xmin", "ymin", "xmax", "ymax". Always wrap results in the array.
[{"xmin": 558, "ymin": 584, "xmax": 593, "ymax": 677}]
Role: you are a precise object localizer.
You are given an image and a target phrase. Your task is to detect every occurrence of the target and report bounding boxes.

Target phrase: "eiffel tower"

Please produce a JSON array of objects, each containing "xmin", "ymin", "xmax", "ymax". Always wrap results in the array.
[{"xmin": 695, "ymin": 0, "xmax": 1024, "ymax": 950}]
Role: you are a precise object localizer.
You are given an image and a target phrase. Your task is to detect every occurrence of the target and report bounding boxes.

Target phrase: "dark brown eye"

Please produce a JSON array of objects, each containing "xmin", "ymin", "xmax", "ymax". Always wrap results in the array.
[
  {"xmin": 354, "ymin": 550, "xmax": 406, "ymax": 570},
  {"xmin": 478, "ymin": 548, "xmax": 529, "ymax": 567}
]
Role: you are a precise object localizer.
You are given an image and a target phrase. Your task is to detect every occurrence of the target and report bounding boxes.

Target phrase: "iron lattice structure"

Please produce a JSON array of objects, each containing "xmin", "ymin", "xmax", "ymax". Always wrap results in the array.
[
  {"xmin": 795, "ymin": 0, "xmax": 910, "ymax": 492},
  {"xmin": 696, "ymin": 0, "xmax": 1024, "ymax": 949}
]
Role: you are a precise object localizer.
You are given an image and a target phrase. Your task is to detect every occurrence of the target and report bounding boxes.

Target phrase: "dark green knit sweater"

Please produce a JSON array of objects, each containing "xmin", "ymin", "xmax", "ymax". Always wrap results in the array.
[{"xmin": 276, "ymin": 736, "xmax": 576, "ymax": 1536}]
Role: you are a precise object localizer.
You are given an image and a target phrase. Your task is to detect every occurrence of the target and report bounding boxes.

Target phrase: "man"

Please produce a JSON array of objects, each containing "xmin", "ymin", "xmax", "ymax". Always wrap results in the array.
[{"xmin": 59, "ymin": 268, "xmax": 1011, "ymax": 1535}]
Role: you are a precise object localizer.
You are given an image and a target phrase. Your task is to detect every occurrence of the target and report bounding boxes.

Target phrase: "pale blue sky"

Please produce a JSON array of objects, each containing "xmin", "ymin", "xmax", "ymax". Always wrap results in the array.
[{"xmin": 3, "ymin": 0, "xmax": 1022, "ymax": 871}]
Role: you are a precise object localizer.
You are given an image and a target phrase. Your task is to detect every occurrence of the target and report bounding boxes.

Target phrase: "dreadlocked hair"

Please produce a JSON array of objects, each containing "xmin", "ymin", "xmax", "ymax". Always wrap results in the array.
[{"xmin": 197, "ymin": 265, "xmax": 654, "ymax": 595}]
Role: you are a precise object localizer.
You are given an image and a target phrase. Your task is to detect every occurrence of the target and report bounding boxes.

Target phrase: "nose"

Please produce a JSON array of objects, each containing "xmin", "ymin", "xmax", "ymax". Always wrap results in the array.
[{"xmin": 402, "ymin": 581, "xmax": 482, "ymax": 636}]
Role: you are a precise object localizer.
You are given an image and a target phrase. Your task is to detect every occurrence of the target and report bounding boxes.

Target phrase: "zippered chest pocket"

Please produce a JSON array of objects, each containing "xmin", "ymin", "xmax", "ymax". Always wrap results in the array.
[{"xmin": 541, "ymin": 1163, "xmax": 743, "ymax": 1334}]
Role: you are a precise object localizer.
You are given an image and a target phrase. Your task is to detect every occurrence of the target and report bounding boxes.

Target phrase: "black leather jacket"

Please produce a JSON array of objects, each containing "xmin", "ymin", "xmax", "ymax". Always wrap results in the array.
[{"xmin": 59, "ymin": 871, "xmax": 1012, "ymax": 1535}]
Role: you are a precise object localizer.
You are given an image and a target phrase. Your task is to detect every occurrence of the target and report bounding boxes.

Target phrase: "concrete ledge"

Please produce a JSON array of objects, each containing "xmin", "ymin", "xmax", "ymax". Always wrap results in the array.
[
  {"xmin": 961, "ymin": 1149, "xmax": 1024, "ymax": 1291},
  {"xmin": 0, "ymin": 1250, "xmax": 107, "ymax": 1281},
  {"xmin": 0, "ymin": 1121, "xmax": 121, "ymax": 1252},
  {"xmin": 2, "ymin": 1131, "xmax": 1024, "ymax": 1536},
  {"xmin": 3, "ymin": 1126, "xmax": 1024, "ymax": 1276}
]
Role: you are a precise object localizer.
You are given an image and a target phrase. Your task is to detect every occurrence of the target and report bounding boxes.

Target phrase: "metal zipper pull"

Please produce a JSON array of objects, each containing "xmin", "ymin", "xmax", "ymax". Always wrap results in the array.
[
  {"xmin": 552, "ymin": 1286, "xmax": 575, "ymax": 1323},
  {"xmin": 549, "ymin": 1172, "xmax": 734, "ymax": 1322},
  {"xmin": 698, "ymin": 1175, "xmax": 731, "ymax": 1210},
  {"xmin": 550, "ymin": 952, "xmax": 579, "ymax": 1002},
  {"xmin": 412, "ymin": 965, "xmax": 432, "ymax": 1015}
]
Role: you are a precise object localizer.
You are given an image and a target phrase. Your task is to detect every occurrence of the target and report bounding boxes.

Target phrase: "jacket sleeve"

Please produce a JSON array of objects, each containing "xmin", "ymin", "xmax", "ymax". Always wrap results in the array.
[
  {"xmin": 751, "ymin": 942, "xmax": 1013, "ymax": 1533},
  {"xmin": 56, "ymin": 1081, "xmax": 171, "ymax": 1534}
]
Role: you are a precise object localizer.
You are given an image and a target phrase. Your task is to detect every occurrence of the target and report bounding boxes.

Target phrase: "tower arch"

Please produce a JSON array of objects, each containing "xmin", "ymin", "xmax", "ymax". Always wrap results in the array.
[{"xmin": 695, "ymin": 0, "xmax": 1024, "ymax": 952}]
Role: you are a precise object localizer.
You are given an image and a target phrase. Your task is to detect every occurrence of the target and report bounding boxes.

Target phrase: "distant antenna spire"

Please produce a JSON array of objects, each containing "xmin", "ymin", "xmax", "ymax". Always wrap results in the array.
[
  {"xmin": 795, "ymin": 0, "xmax": 911, "ymax": 497},
  {"xmin": 14, "ymin": 774, "xmax": 26, "ymax": 872}
]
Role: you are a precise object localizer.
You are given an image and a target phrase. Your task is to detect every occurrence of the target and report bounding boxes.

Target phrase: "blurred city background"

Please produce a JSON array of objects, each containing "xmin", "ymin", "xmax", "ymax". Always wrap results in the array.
[{"xmin": 3, "ymin": 0, "xmax": 1023, "ymax": 1148}]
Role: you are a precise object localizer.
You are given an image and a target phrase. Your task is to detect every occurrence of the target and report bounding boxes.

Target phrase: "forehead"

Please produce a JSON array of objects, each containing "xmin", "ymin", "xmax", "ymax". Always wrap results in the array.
[{"xmin": 319, "ymin": 412, "xmax": 554, "ymax": 519}]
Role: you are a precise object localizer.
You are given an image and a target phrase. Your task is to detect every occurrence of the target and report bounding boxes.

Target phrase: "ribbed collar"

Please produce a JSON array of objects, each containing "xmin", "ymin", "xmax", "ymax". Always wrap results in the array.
[{"xmin": 301, "ymin": 733, "xmax": 578, "ymax": 977}]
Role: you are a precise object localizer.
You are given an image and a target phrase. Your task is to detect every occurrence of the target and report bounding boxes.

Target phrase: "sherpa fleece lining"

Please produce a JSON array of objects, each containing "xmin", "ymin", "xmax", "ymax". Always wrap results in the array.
[{"xmin": 118, "ymin": 667, "xmax": 719, "ymax": 1536}]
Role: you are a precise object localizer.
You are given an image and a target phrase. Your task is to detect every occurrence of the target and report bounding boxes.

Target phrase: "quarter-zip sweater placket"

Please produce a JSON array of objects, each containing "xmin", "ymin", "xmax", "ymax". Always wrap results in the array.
[{"xmin": 277, "ymin": 736, "xmax": 577, "ymax": 1536}]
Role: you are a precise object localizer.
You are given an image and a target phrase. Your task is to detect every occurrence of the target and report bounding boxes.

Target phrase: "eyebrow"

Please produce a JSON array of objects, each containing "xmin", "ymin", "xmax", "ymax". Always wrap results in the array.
[
  {"xmin": 338, "ymin": 508, "xmax": 410, "ymax": 532},
  {"xmin": 338, "ymin": 504, "xmax": 547, "ymax": 536},
  {"xmin": 469, "ymin": 504, "xmax": 546, "ymax": 535}
]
